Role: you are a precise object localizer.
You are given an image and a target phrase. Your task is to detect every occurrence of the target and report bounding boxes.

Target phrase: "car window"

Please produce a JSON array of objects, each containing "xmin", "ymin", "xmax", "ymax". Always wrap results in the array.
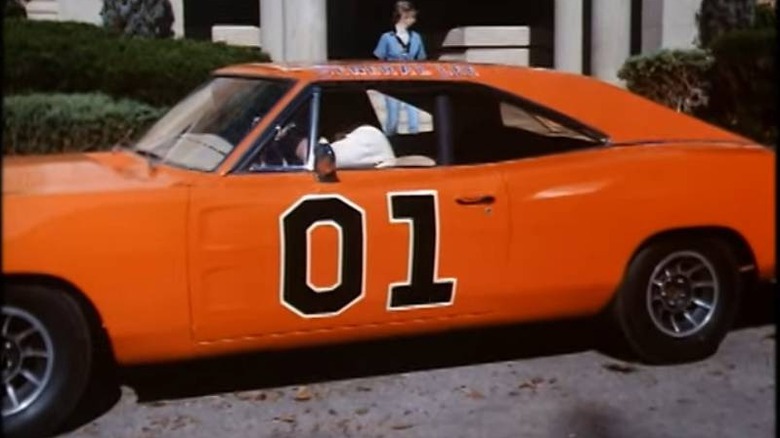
[
  {"xmin": 134, "ymin": 76, "xmax": 293, "ymax": 172},
  {"xmin": 449, "ymin": 86, "xmax": 600, "ymax": 165},
  {"xmin": 249, "ymin": 97, "xmax": 311, "ymax": 172},
  {"xmin": 500, "ymin": 102, "xmax": 595, "ymax": 142},
  {"xmin": 316, "ymin": 86, "xmax": 438, "ymax": 170},
  {"xmin": 367, "ymin": 90, "xmax": 434, "ymax": 135}
]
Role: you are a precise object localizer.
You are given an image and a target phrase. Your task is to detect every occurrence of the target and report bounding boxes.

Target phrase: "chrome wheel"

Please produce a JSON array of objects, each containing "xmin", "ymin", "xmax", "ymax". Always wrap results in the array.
[
  {"xmin": 646, "ymin": 251, "xmax": 719, "ymax": 338},
  {"xmin": 1, "ymin": 307, "xmax": 54, "ymax": 417}
]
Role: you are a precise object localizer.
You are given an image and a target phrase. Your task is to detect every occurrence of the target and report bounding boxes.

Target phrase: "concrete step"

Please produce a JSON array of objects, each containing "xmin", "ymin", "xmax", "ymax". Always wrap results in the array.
[
  {"xmin": 212, "ymin": 25, "xmax": 262, "ymax": 48},
  {"xmin": 439, "ymin": 48, "xmax": 530, "ymax": 66},
  {"xmin": 442, "ymin": 26, "xmax": 531, "ymax": 48},
  {"xmin": 25, "ymin": 0, "xmax": 58, "ymax": 20}
]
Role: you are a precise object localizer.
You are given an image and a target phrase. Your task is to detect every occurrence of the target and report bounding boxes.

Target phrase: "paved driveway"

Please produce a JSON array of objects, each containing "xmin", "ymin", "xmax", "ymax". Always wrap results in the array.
[{"xmin": 59, "ymin": 287, "xmax": 775, "ymax": 438}]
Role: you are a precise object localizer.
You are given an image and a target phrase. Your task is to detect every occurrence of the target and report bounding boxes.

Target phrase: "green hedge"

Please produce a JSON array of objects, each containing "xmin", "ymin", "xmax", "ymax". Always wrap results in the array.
[
  {"xmin": 4, "ymin": 18, "xmax": 270, "ymax": 106},
  {"xmin": 618, "ymin": 49, "xmax": 714, "ymax": 114},
  {"xmin": 619, "ymin": 28, "xmax": 776, "ymax": 147},
  {"xmin": 703, "ymin": 28, "xmax": 776, "ymax": 146},
  {"xmin": 3, "ymin": 93, "xmax": 165, "ymax": 155}
]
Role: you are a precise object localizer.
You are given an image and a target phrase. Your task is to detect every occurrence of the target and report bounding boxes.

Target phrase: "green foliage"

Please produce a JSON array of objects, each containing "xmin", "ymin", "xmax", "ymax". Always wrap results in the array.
[
  {"xmin": 620, "ymin": 27, "xmax": 776, "ymax": 147},
  {"xmin": 101, "ymin": 0, "xmax": 174, "ymax": 38},
  {"xmin": 3, "ymin": 93, "xmax": 165, "ymax": 155},
  {"xmin": 697, "ymin": 0, "xmax": 756, "ymax": 47},
  {"xmin": 3, "ymin": 18, "xmax": 270, "ymax": 106},
  {"xmin": 754, "ymin": 2, "xmax": 776, "ymax": 29},
  {"xmin": 4, "ymin": 0, "xmax": 26, "ymax": 18},
  {"xmin": 618, "ymin": 49, "xmax": 714, "ymax": 114},
  {"xmin": 703, "ymin": 28, "xmax": 776, "ymax": 146}
]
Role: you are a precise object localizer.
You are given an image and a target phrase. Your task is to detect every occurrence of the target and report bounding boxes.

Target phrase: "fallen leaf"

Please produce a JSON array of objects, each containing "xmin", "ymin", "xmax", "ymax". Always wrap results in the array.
[
  {"xmin": 603, "ymin": 362, "xmax": 638, "ymax": 374},
  {"xmin": 457, "ymin": 386, "xmax": 485, "ymax": 399},
  {"xmin": 274, "ymin": 414, "xmax": 296, "ymax": 424},
  {"xmin": 392, "ymin": 423, "xmax": 414, "ymax": 430},
  {"xmin": 356, "ymin": 385, "xmax": 372, "ymax": 392},
  {"xmin": 294, "ymin": 386, "xmax": 313, "ymax": 401},
  {"xmin": 355, "ymin": 408, "xmax": 370, "ymax": 416},
  {"xmin": 531, "ymin": 377, "xmax": 544, "ymax": 384}
]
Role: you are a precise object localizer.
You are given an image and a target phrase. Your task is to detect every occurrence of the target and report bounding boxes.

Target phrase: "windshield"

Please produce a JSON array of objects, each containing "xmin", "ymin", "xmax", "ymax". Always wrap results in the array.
[{"xmin": 134, "ymin": 76, "xmax": 293, "ymax": 171}]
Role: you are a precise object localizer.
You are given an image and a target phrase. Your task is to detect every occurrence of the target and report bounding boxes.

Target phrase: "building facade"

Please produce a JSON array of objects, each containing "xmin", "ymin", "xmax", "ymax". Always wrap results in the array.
[{"xmin": 24, "ymin": 0, "xmax": 705, "ymax": 84}]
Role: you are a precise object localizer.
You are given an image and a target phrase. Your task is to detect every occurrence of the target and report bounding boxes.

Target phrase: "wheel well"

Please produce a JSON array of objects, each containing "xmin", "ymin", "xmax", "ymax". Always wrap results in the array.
[
  {"xmin": 3, "ymin": 274, "xmax": 116, "ymax": 360},
  {"xmin": 635, "ymin": 226, "xmax": 758, "ymax": 280}
]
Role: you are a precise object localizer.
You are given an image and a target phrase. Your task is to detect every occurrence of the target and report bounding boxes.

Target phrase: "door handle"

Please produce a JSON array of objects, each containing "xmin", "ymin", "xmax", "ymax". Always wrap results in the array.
[{"xmin": 455, "ymin": 195, "xmax": 496, "ymax": 206}]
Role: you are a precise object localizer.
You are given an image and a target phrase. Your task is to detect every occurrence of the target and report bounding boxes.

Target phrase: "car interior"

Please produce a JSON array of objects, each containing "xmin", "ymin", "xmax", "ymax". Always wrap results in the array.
[{"xmin": 317, "ymin": 85, "xmax": 602, "ymax": 169}]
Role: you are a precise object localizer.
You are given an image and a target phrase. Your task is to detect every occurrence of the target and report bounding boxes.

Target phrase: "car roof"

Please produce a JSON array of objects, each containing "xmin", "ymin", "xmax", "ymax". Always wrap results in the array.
[{"xmin": 216, "ymin": 61, "xmax": 750, "ymax": 145}]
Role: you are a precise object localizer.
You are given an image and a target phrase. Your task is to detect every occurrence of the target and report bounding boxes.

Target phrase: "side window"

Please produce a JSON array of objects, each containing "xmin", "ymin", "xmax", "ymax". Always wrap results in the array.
[
  {"xmin": 450, "ymin": 87, "xmax": 600, "ymax": 165},
  {"xmin": 249, "ymin": 98, "xmax": 311, "ymax": 171},
  {"xmin": 367, "ymin": 90, "xmax": 433, "ymax": 136},
  {"xmin": 499, "ymin": 102, "xmax": 595, "ymax": 142},
  {"xmin": 317, "ymin": 87, "xmax": 438, "ymax": 170}
]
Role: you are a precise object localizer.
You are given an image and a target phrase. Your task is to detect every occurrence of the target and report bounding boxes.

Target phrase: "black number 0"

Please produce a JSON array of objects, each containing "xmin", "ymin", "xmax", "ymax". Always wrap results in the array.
[{"xmin": 280, "ymin": 191, "xmax": 456, "ymax": 318}]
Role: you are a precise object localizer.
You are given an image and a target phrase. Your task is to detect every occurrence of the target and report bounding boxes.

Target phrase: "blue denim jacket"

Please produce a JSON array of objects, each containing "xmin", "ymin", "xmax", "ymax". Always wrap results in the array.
[{"xmin": 373, "ymin": 30, "xmax": 427, "ymax": 61}]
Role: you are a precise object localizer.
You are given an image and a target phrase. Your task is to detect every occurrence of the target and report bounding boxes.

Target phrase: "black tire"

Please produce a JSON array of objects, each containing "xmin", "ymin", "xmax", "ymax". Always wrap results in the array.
[
  {"xmin": 2, "ymin": 284, "xmax": 92, "ymax": 438},
  {"xmin": 612, "ymin": 237, "xmax": 741, "ymax": 364}
]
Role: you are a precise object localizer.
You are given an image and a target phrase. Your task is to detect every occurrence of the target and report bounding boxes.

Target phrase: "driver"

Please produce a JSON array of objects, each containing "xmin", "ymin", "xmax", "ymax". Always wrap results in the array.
[{"xmin": 296, "ymin": 124, "xmax": 395, "ymax": 169}]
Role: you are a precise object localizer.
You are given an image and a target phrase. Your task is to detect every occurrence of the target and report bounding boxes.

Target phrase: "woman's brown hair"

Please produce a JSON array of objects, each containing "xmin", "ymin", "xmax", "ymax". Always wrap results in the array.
[{"xmin": 392, "ymin": 1, "xmax": 417, "ymax": 24}]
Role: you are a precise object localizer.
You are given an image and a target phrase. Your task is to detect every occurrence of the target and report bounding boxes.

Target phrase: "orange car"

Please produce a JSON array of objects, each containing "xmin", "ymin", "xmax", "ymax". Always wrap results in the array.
[{"xmin": 2, "ymin": 61, "xmax": 775, "ymax": 437}]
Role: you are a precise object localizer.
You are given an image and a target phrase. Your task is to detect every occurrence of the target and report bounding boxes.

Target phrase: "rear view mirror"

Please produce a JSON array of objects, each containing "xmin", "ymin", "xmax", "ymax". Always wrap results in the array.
[{"xmin": 314, "ymin": 142, "xmax": 338, "ymax": 183}]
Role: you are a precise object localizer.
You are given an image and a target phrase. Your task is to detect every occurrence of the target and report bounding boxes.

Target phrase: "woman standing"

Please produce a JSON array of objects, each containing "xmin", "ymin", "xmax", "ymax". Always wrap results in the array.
[{"xmin": 373, "ymin": 1, "xmax": 427, "ymax": 135}]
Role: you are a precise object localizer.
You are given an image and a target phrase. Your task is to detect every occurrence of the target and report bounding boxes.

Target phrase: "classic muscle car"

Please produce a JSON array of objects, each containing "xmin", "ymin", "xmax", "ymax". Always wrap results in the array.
[{"xmin": 2, "ymin": 61, "xmax": 774, "ymax": 437}]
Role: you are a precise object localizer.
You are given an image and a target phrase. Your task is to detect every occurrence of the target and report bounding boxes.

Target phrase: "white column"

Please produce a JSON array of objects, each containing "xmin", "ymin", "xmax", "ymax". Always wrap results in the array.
[
  {"xmin": 591, "ymin": 0, "xmax": 631, "ymax": 84},
  {"xmin": 554, "ymin": 0, "xmax": 584, "ymax": 73},
  {"xmin": 170, "ymin": 0, "xmax": 185, "ymax": 38},
  {"xmin": 283, "ymin": 0, "xmax": 328, "ymax": 62},
  {"xmin": 660, "ymin": 0, "xmax": 700, "ymax": 49},
  {"xmin": 642, "ymin": 0, "xmax": 700, "ymax": 53},
  {"xmin": 261, "ymin": 0, "xmax": 285, "ymax": 61},
  {"xmin": 58, "ymin": 0, "xmax": 101, "ymax": 24}
]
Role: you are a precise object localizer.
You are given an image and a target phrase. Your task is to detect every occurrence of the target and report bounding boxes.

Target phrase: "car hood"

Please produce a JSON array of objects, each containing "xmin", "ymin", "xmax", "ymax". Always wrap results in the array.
[{"xmin": 2, "ymin": 151, "xmax": 189, "ymax": 196}]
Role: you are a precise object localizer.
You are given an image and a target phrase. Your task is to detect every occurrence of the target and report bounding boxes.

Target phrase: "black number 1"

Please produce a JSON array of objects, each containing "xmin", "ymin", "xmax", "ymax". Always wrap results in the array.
[{"xmin": 387, "ymin": 191, "xmax": 456, "ymax": 309}]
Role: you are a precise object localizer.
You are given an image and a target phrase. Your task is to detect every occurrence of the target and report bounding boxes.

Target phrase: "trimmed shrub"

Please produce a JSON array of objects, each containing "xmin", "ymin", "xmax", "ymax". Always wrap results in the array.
[
  {"xmin": 704, "ymin": 28, "xmax": 776, "ymax": 146},
  {"xmin": 697, "ymin": 0, "xmax": 756, "ymax": 47},
  {"xmin": 101, "ymin": 0, "xmax": 174, "ymax": 38},
  {"xmin": 3, "ymin": 93, "xmax": 165, "ymax": 155},
  {"xmin": 4, "ymin": 0, "xmax": 27, "ymax": 18},
  {"xmin": 3, "ymin": 18, "xmax": 270, "ymax": 106},
  {"xmin": 618, "ymin": 49, "xmax": 714, "ymax": 114}
]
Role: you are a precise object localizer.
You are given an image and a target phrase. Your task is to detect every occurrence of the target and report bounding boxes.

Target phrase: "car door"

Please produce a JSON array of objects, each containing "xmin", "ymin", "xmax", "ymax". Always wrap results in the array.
[{"xmin": 187, "ymin": 85, "xmax": 510, "ymax": 343}]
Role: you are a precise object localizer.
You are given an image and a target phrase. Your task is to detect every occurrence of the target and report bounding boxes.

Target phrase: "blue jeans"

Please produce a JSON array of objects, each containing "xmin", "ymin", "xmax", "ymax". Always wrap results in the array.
[{"xmin": 385, "ymin": 97, "xmax": 419, "ymax": 135}]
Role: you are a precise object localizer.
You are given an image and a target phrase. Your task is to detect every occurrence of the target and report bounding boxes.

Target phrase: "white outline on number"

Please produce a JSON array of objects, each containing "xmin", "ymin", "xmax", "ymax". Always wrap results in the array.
[
  {"xmin": 386, "ymin": 190, "xmax": 458, "ymax": 311},
  {"xmin": 306, "ymin": 220, "xmax": 343, "ymax": 293},
  {"xmin": 279, "ymin": 194, "xmax": 367, "ymax": 319}
]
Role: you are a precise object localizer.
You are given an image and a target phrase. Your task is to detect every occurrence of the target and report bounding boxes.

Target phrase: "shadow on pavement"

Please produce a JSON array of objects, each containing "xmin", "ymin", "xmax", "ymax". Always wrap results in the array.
[{"xmin": 58, "ymin": 282, "xmax": 775, "ymax": 434}]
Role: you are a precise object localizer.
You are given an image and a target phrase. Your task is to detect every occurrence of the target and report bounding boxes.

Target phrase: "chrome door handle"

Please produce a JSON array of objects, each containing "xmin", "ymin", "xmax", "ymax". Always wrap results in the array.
[{"xmin": 455, "ymin": 195, "xmax": 496, "ymax": 206}]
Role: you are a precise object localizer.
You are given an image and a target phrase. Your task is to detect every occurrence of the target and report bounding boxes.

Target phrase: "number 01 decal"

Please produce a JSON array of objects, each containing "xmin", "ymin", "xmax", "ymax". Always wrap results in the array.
[{"xmin": 280, "ymin": 191, "xmax": 456, "ymax": 318}]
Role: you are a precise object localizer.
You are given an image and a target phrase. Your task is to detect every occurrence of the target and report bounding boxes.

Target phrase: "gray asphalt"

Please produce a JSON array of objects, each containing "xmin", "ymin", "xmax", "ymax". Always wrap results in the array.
[{"xmin": 59, "ymin": 295, "xmax": 775, "ymax": 438}]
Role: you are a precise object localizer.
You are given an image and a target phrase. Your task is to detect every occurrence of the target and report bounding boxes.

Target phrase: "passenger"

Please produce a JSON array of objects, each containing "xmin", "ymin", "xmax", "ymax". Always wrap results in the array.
[
  {"xmin": 330, "ymin": 124, "xmax": 395, "ymax": 169},
  {"xmin": 295, "ymin": 124, "xmax": 395, "ymax": 169}
]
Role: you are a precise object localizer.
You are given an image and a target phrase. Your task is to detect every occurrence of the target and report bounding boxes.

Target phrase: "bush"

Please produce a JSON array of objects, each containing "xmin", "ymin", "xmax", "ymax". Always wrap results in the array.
[
  {"xmin": 697, "ymin": 0, "xmax": 756, "ymax": 47},
  {"xmin": 3, "ymin": 93, "xmax": 165, "ymax": 155},
  {"xmin": 703, "ymin": 28, "xmax": 776, "ymax": 146},
  {"xmin": 618, "ymin": 49, "xmax": 714, "ymax": 113},
  {"xmin": 101, "ymin": 0, "xmax": 174, "ymax": 38},
  {"xmin": 3, "ymin": 18, "xmax": 270, "ymax": 106},
  {"xmin": 4, "ymin": 0, "xmax": 26, "ymax": 18}
]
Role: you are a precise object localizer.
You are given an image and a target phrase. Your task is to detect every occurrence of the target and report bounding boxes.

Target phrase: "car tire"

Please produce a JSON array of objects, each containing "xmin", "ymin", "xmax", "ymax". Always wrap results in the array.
[
  {"xmin": 2, "ymin": 284, "xmax": 92, "ymax": 438},
  {"xmin": 612, "ymin": 237, "xmax": 741, "ymax": 364}
]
